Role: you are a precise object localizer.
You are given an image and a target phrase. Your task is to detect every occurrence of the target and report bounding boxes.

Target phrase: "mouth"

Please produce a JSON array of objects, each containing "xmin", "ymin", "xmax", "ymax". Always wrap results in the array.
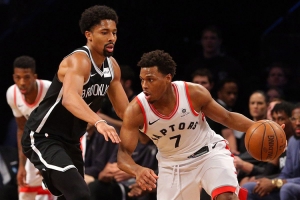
[
  {"xmin": 143, "ymin": 91, "xmax": 151, "ymax": 100},
  {"xmin": 105, "ymin": 44, "xmax": 114, "ymax": 53},
  {"xmin": 19, "ymin": 88, "xmax": 27, "ymax": 94}
]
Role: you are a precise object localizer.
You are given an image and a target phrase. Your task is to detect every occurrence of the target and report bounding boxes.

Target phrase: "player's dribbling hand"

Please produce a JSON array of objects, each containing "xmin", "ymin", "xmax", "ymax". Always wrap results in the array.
[
  {"xmin": 96, "ymin": 122, "xmax": 121, "ymax": 143},
  {"xmin": 135, "ymin": 167, "xmax": 158, "ymax": 191},
  {"xmin": 17, "ymin": 166, "xmax": 28, "ymax": 187}
]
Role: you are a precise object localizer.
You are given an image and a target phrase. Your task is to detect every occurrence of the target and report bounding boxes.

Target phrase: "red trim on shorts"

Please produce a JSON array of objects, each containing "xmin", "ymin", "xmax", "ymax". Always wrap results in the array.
[
  {"xmin": 239, "ymin": 188, "xmax": 248, "ymax": 200},
  {"xmin": 19, "ymin": 186, "xmax": 51, "ymax": 194},
  {"xmin": 183, "ymin": 81, "xmax": 199, "ymax": 117},
  {"xmin": 149, "ymin": 83, "xmax": 179, "ymax": 119},
  {"xmin": 211, "ymin": 186, "xmax": 236, "ymax": 199},
  {"xmin": 136, "ymin": 97, "xmax": 148, "ymax": 133}
]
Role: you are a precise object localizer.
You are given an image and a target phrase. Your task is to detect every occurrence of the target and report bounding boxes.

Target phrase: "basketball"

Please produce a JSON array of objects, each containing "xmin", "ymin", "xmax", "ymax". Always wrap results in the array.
[{"xmin": 244, "ymin": 120, "xmax": 286, "ymax": 162}]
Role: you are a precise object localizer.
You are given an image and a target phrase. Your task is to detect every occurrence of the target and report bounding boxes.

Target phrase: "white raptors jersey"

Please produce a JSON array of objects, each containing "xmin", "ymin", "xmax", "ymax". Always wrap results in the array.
[
  {"xmin": 137, "ymin": 81, "xmax": 223, "ymax": 163},
  {"xmin": 6, "ymin": 79, "xmax": 52, "ymax": 119}
]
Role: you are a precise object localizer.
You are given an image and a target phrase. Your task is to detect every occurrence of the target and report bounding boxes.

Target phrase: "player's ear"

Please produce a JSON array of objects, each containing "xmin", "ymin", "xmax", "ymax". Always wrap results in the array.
[
  {"xmin": 34, "ymin": 74, "xmax": 38, "ymax": 79},
  {"xmin": 166, "ymin": 73, "xmax": 172, "ymax": 83},
  {"xmin": 85, "ymin": 31, "xmax": 92, "ymax": 42}
]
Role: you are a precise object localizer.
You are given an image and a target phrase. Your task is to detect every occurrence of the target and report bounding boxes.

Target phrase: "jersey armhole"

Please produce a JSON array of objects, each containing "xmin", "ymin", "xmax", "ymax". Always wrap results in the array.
[{"xmin": 183, "ymin": 82, "xmax": 199, "ymax": 116}]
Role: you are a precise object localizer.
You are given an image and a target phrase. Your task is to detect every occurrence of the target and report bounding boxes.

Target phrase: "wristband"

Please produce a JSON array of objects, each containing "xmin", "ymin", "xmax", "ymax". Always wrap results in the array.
[{"xmin": 94, "ymin": 119, "xmax": 107, "ymax": 127}]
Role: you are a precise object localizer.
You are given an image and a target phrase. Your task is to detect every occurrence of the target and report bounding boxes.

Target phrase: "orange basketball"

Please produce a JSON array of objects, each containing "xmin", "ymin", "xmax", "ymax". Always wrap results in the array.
[{"xmin": 244, "ymin": 120, "xmax": 287, "ymax": 162}]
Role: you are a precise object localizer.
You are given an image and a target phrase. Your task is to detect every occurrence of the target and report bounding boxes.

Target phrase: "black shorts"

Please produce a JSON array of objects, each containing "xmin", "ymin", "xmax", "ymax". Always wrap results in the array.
[{"xmin": 22, "ymin": 126, "xmax": 84, "ymax": 196}]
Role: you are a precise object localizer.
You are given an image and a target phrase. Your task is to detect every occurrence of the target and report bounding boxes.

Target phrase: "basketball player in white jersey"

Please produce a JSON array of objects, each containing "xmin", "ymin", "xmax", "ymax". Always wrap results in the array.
[
  {"xmin": 6, "ymin": 56, "xmax": 54, "ymax": 200},
  {"xmin": 117, "ymin": 50, "xmax": 258, "ymax": 200}
]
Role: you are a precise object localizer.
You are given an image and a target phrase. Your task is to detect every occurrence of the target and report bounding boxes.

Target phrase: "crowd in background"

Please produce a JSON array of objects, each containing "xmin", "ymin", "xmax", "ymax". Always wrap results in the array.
[{"xmin": 1, "ymin": 8, "xmax": 300, "ymax": 199}]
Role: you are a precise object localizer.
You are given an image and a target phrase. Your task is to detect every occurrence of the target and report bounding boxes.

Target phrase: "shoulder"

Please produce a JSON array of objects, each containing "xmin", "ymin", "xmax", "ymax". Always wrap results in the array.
[
  {"xmin": 6, "ymin": 84, "xmax": 16, "ymax": 100},
  {"xmin": 39, "ymin": 79, "xmax": 52, "ymax": 86},
  {"xmin": 124, "ymin": 97, "xmax": 144, "ymax": 121}
]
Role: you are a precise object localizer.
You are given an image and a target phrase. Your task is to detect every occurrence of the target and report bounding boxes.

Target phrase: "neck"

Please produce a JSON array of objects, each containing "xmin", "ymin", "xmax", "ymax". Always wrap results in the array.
[
  {"xmin": 152, "ymin": 84, "xmax": 176, "ymax": 115},
  {"xmin": 87, "ymin": 44, "xmax": 106, "ymax": 68},
  {"xmin": 24, "ymin": 81, "xmax": 38, "ymax": 104}
]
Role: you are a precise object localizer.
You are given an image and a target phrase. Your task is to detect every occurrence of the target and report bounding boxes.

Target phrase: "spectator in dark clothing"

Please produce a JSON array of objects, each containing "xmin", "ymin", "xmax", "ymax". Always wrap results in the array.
[
  {"xmin": 83, "ymin": 121, "xmax": 117, "ymax": 184},
  {"xmin": 243, "ymin": 102, "xmax": 300, "ymax": 200},
  {"xmin": 0, "ymin": 145, "xmax": 18, "ymax": 200},
  {"xmin": 88, "ymin": 132, "xmax": 158, "ymax": 200},
  {"xmin": 183, "ymin": 25, "xmax": 243, "ymax": 99}
]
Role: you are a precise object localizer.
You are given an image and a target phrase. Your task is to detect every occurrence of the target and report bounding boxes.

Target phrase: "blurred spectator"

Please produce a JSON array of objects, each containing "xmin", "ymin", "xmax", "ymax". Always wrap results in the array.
[
  {"xmin": 266, "ymin": 98, "xmax": 282, "ymax": 120},
  {"xmin": 266, "ymin": 87, "xmax": 285, "ymax": 103},
  {"xmin": 183, "ymin": 25, "xmax": 243, "ymax": 99},
  {"xmin": 206, "ymin": 78, "xmax": 240, "ymax": 155},
  {"xmin": 88, "ymin": 132, "xmax": 157, "ymax": 200},
  {"xmin": 239, "ymin": 90, "xmax": 268, "ymax": 153},
  {"xmin": 83, "ymin": 119, "xmax": 117, "ymax": 185},
  {"xmin": 191, "ymin": 68, "xmax": 214, "ymax": 92},
  {"xmin": 0, "ymin": 145, "xmax": 18, "ymax": 200},
  {"xmin": 244, "ymin": 102, "xmax": 300, "ymax": 200},
  {"xmin": 263, "ymin": 62, "xmax": 297, "ymax": 102},
  {"xmin": 240, "ymin": 101, "xmax": 294, "ymax": 187}
]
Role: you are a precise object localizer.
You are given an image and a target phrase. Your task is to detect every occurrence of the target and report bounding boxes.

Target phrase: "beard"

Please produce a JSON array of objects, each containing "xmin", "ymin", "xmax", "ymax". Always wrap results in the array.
[
  {"xmin": 103, "ymin": 49, "xmax": 113, "ymax": 57},
  {"xmin": 294, "ymin": 134, "xmax": 300, "ymax": 140}
]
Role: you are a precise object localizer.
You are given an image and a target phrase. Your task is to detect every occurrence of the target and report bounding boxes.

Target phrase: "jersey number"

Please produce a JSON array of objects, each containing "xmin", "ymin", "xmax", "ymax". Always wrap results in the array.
[{"xmin": 170, "ymin": 134, "xmax": 181, "ymax": 148}]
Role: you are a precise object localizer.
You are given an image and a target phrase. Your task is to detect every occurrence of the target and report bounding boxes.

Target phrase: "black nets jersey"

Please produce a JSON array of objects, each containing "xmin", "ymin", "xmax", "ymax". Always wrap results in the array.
[{"xmin": 26, "ymin": 46, "xmax": 114, "ymax": 142}]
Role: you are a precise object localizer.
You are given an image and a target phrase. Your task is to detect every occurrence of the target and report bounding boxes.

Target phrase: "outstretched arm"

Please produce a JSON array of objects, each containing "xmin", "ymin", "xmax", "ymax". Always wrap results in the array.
[
  {"xmin": 117, "ymin": 99, "xmax": 158, "ymax": 191},
  {"xmin": 187, "ymin": 82, "xmax": 254, "ymax": 132},
  {"xmin": 58, "ymin": 53, "xmax": 120, "ymax": 143}
]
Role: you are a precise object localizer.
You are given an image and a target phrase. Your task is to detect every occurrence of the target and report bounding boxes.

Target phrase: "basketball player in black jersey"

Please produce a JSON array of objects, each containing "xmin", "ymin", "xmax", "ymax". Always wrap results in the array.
[{"xmin": 21, "ymin": 5, "xmax": 128, "ymax": 200}]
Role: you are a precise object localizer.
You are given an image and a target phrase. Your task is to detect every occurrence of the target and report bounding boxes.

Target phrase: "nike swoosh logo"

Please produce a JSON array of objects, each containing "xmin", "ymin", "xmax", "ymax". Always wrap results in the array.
[
  {"xmin": 90, "ymin": 73, "xmax": 97, "ymax": 77},
  {"xmin": 17, "ymin": 104, "xmax": 23, "ymax": 107},
  {"xmin": 148, "ymin": 118, "xmax": 160, "ymax": 125}
]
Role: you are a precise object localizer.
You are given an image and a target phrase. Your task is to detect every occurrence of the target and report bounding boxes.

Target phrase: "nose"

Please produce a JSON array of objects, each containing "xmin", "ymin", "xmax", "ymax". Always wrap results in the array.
[
  {"xmin": 19, "ymin": 78, "xmax": 26, "ymax": 86},
  {"xmin": 141, "ymin": 80, "xmax": 148, "ymax": 89},
  {"xmin": 108, "ymin": 32, "xmax": 116, "ymax": 42}
]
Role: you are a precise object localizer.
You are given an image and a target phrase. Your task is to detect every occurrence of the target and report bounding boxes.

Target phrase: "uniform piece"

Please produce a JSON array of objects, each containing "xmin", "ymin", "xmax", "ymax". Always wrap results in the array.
[
  {"xmin": 137, "ymin": 81, "xmax": 239, "ymax": 199},
  {"xmin": 22, "ymin": 46, "xmax": 114, "ymax": 196},
  {"xmin": 7, "ymin": 79, "xmax": 52, "ymax": 200}
]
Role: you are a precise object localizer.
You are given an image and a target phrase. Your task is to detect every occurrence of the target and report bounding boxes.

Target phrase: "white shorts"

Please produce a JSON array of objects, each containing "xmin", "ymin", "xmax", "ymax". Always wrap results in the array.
[
  {"xmin": 19, "ymin": 159, "xmax": 55, "ymax": 200},
  {"xmin": 25, "ymin": 159, "xmax": 43, "ymax": 186},
  {"xmin": 157, "ymin": 140, "xmax": 239, "ymax": 200}
]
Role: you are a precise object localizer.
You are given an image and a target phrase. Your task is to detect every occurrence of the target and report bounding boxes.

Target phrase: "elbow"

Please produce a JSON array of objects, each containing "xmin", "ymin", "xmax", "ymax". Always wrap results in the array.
[{"xmin": 61, "ymin": 96, "xmax": 73, "ymax": 109}]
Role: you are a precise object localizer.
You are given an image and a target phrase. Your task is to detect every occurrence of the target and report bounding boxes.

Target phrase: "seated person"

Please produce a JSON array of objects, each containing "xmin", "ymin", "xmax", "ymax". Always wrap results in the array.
[
  {"xmin": 88, "ymin": 132, "xmax": 158, "ymax": 200},
  {"xmin": 0, "ymin": 145, "xmax": 18, "ymax": 200}
]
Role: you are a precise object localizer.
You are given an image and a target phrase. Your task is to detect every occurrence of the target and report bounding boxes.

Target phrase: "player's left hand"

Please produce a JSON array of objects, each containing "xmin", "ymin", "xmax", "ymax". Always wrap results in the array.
[
  {"xmin": 135, "ymin": 166, "xmax": 158, "ymax": 191},
  {"xmin": 253, "ymin": 178, "xmax": 274, "ymax": 197},
  {"xmin": 95, "ymin": 122, "xmax": 121, "ymax": 143}
]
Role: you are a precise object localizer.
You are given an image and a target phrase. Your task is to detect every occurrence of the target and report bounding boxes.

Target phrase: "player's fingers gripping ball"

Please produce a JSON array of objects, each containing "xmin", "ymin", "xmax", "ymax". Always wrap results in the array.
[{"xmin": 245, "ymin": 120, "xmax": 286, "ymax": 162}]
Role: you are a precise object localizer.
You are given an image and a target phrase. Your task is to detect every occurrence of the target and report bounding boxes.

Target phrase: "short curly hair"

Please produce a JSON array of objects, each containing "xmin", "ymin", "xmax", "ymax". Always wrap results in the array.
[
  {"xmin": 79, "ymin": 5, "xmax": 118, "ymax": 34},
  {"xmin": 137, "ymin": 50, "xmax": 176, "ymax": 77},
  {"xmin": 13, "ymin": 56, "xmax": 36, "ymax": 73}
]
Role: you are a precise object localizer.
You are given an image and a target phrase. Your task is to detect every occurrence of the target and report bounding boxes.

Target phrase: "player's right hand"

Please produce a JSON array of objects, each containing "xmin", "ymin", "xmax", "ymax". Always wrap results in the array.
[
  {"xmin": 135, "ymin": 167, "xmax": 158, "ymax": 191},
  {"xmin": 95, "ymin": 122, "xmax": 121, "ymax": 143},
  {"xmin": 17, "ymin": 166, "xmax": 28, "ymax": 187}
]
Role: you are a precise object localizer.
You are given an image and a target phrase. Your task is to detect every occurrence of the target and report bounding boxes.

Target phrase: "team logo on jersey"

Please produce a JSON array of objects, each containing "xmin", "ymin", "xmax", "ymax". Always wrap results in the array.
[
  {"xmin": 180, "ymin": 108, "xmax": 190, "ymax": 117},
  {"xmin": 103, "ymin": 68, "xmax": 111, "ymax": 77},
  {"xmin": 149, "ymin": 118, "xmax": 160, "ymax": 125}
]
